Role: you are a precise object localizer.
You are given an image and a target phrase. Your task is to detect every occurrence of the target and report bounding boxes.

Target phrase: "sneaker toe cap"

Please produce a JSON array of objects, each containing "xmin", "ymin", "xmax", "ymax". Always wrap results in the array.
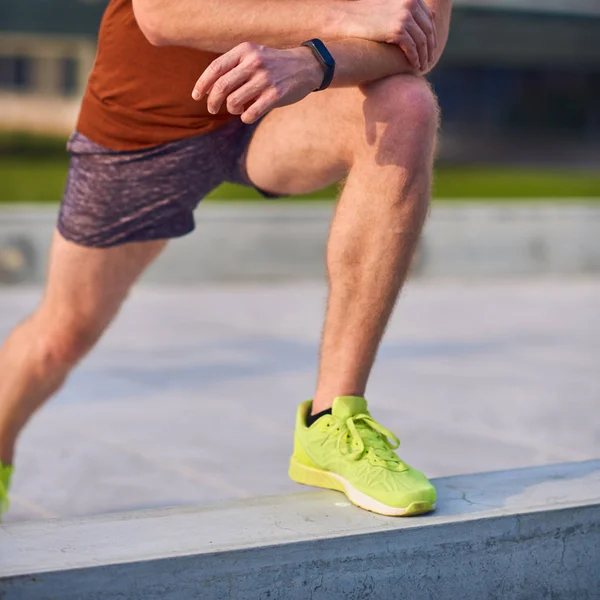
[{"xmin": 377, "ymin": 469, "xmax": 437, "ymax": 508}]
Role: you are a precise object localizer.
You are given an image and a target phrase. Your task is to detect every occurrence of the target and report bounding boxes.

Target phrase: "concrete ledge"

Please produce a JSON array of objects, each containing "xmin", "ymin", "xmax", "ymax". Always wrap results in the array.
[
  {"xmin": 1, "ymin": 460, "xmax": 599, "ymax": 599},
  {"xmin": 1, "ymin": 202, "xmax": 600, "ymax": 283}
]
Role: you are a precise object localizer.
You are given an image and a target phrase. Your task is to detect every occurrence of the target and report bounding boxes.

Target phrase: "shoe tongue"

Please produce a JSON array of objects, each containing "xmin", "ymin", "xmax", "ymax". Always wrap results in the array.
[{"xmin": 332, "ymin": 396, "xmax": 368, "ymax": 420}]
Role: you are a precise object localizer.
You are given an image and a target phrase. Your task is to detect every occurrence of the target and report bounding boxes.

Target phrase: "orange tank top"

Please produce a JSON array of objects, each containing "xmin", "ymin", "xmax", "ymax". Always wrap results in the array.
[{"xmin": 77, "ymin": 0, "xmax": 232, "ymax": 150}]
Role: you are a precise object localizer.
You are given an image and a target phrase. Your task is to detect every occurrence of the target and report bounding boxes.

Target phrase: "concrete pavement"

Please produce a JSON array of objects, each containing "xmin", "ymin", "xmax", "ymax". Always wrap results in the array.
[{"xmin": 1, "ymin": 278, "xmax": 598, "ymax": 522}]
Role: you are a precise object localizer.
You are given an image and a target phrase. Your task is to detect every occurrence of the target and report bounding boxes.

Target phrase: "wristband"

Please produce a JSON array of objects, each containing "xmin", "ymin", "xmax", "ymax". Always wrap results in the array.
[{"xmin": 300, "ymin": 38, "xmax": 335, "ymax": 92}]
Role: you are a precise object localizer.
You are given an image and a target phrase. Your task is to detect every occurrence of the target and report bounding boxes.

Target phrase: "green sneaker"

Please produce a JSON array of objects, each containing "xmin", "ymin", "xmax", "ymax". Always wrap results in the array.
[
  {"xmin": 289, "ymin": 396, "xmax": 436, "ymax": 516},
  {"xmin": 0, "ymin": 461, "xmax": 13, "ymax": 521}
]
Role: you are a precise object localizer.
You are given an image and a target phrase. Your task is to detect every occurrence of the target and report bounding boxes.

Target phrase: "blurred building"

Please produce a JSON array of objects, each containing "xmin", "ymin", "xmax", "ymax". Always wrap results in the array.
[
  {"xmin": 0, "ymin": 0, "xmax": 103, "ymax": 134},
  {"xmin": 432, "ymin": 0, "xmax": 600, "ymax": 165},
  {"xmin": 1, "ymin": 0, "xmax": 599, "ymax": 163}
]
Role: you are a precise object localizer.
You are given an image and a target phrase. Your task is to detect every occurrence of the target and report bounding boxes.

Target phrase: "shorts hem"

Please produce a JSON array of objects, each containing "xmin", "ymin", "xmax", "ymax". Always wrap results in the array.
[
  {"xmin": 56, "ymin": 219, "xmax": 195, "ymax": 249},
  {"xmin": 230, "ymin": 116, "xmax": 288, "ymax": 200}
]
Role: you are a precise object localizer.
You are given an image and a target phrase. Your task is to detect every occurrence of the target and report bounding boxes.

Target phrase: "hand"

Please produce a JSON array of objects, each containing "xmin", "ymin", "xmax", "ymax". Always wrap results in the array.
[
  {"xmin": 348, "ymin": 0, "xmax": 437, "ymax": 71},
  {"xmin": 192, "ymin": 42, "xmax": 323, "ymax": 124}
]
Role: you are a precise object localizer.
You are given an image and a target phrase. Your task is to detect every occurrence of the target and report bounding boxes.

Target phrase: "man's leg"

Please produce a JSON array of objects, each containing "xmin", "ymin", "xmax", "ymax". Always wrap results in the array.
[
  {"xmin": 245, "ymin": 74, "xmax": 438, "ymax": 515},
  {"xmin": 0, "ymin": 232, "xmax": 166, "ymax": 465},
  {"xmin": 246, "ymin": 74, "xmax": 438, "ymax": 412}
]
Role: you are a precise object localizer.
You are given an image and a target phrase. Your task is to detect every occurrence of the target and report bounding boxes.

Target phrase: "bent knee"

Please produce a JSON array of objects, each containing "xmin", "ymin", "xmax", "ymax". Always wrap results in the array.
[{"xmin": 362, "ymin": 75, "xmax": 439, "ymax": 133}]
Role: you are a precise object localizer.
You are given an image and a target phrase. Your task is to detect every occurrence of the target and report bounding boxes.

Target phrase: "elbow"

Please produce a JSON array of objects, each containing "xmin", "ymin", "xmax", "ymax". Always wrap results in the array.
[{"xmin": 132, "ymin": 0, "xmax": 171, "ymax": 46}]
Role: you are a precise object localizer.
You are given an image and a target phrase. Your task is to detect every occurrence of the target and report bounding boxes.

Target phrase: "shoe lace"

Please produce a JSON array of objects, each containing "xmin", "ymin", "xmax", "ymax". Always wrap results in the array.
[{"xmin": 337, "ymin": 413, "xmax": 401, "ymax": 467}]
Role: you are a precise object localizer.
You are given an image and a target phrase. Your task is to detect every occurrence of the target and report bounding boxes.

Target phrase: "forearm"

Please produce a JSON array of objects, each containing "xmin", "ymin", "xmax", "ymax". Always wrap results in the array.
[
  {"xmin": 133, "ymin": 0, "xmax": 351, "ymax": 50},
  {"xmin": 325, "ymin": 39, "xmax": 415, "ymax": 87},
  {"xmin": 189, "ymin": 0, "xmax": 451, "ymax": 123},
  {"xmin": 328, "ymin": 0, "xmax": 451, "ymax": 86}
]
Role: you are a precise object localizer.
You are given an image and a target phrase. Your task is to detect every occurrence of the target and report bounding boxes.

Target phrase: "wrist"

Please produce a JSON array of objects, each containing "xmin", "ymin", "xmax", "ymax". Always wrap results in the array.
[{"xmin": 295, "ymin": 46, "xmax": 327, "ymax": 91}]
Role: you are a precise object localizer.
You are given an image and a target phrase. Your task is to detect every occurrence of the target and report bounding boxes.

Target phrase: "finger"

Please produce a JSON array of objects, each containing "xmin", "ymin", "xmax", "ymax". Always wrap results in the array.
[
  {"xmin": 206, "ymin": 66, "xmax": 253, "ymax": 114},
  {"xmin": 397, "ymin": 30, "xmax": 420, "ymax": 70},
  {"xmin": 414, "ymin": 0, "xmax": 434, "ymax": 21},
  {"xmin": 415, "ymin": 0, "xmax": 437, "ymax": 56},
  {"xmin": 412, "ymin": 7, "xmax": 435, "ymax": 69},
  {"xmin": 404, "ymin": 18, "xmax": 428, "ymax": 70},
  {"xmin": 423, "ymin": 3, "xmax": 438, "ymax": 63},
  {"xmin": 192, "ymin": 44, "xmax": 248, "ymax": 100},
  {"xmin": 225, "ymin": 76, "xmax": 268, "ymax": 116},
  {"xmin": 240, "ymin": 87, "xmax": 280, "ymax": 124}
]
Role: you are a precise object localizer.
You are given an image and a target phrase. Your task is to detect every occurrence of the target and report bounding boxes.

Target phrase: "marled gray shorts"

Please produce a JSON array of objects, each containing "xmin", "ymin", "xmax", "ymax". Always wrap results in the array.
[{"xmin": 58, "ymin": 118, "xmax": 278, "ymax": 248}]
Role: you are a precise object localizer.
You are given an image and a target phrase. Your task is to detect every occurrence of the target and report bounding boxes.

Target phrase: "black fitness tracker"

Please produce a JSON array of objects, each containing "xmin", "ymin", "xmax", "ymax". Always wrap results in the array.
[{"xmin": 301, "ymin": 38, "xmax": 336, "ymax": 91}]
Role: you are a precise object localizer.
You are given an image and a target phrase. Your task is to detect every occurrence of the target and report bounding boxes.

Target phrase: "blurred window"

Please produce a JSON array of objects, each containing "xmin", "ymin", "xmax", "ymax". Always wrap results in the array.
[
  {"xmin": 430, "ymin": 67, "xmax": 600, "ymax": 137},
  {"xmin": 60, "ymin": 57, "xmax": 78, "ymax": 96},
  {"xmin": 0, "ymin": 55, "xmax": 32, "ymax": 91}
]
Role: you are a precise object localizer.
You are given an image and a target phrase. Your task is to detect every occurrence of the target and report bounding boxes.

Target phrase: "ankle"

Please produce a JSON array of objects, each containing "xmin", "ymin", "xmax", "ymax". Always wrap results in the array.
[
  {"xmin": 306, "ymin": 406, "xmax": 332, "ymax": 427},
  {"xmin": 311, "ymin": 394, "xmax": 334, "ymax": 415},
  {"xmin": 312, "ymin": 389, "xmax": 364, "ymax": 414}
]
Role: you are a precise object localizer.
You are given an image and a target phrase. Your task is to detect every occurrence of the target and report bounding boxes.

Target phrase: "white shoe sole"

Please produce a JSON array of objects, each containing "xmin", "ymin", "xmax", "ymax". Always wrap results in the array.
[{"xmin": 289, "ymin": 458, "xmax": 436, "ymax": 517}]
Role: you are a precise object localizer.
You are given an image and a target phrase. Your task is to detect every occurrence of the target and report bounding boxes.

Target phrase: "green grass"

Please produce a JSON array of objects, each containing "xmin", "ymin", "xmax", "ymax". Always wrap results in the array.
[
  {"xmin": 1, "ymin": 157, "xmax": 599, "ymax": 204},
  {"xmin": 434, "ymin": 166, "xmax": 600, "ymax": 199},
  {"xmin": 0, "ymin": 158, "xmax": 70, "ymax": 203},
  {"xmin": 1, "ymin": 129, "xmax": 599, "ymax": 202}
]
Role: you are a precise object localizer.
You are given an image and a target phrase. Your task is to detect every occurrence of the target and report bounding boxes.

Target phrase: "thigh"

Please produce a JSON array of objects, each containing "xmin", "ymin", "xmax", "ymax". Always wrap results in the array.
[
  {"xmin": 245, "ymin": 75, "xmax": 438, "ymax": 197},
  {"xmin": 40, "ymin": 230, "xmax": 166, "ymax": 335},
  {"xmin": 245, "ymin": 86, "xmax": 365, "ymax": 196}
]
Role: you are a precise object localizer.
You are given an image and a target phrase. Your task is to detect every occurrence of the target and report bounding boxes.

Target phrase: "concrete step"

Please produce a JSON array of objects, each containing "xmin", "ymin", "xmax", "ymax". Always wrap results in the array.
[{"xmin": 1, "ymin": 460, "xmax": 599, "ymax": 599}]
